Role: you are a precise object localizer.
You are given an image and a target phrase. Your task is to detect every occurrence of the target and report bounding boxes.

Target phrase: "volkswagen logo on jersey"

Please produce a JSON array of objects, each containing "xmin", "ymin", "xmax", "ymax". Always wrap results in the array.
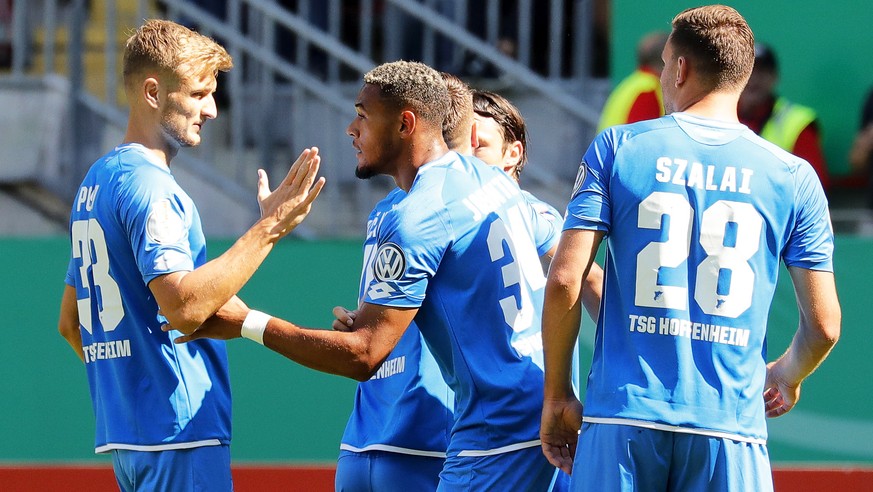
[
  {"xmin": 373, "ymin": 242, "xmax": 406, "ymax": 281},
  {"xmin": 571, "ymin": 161, "xmax": 589, "ymax": 199}
]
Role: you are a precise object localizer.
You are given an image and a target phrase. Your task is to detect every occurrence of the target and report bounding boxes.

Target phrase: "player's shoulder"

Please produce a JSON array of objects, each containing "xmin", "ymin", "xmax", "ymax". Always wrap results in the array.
[
  {"xmin": 407, "ymin": 152, "xmax": 485, "ymax": 203},
  {"xmin": 607, "ymin": 115, "xmax": 675, "ymax": 138},
  {"xmin": 738, "ymin": 130, "xmax": 811, "ymax": 177},
  {"xmin": 521, "ymin": 190, "xmax": 561, "ymax": 220},
  {"xmin": 92, "ymin": 144, "xmax": 170, "ymax": 183}
]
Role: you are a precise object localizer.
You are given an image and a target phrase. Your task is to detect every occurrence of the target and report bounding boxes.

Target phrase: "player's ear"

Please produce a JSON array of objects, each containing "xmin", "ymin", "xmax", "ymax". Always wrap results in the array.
[
  {"xmin": 504, "ymin": 141, "xmax": 523, "ymax": 173},
  {"xmin": 398, "ymin": 110, "xmax": 416, "ymax": 138},
  {"xmin": 143, "ymin": 77, "xmax": 160, "ymax": 109},
  {"xmin": 470, "ymin": 120, "xmax": 479, "ymax": 149},
  {"xmin": 675, "ymin": 56, "xmax": 687, "ymax": 87}
]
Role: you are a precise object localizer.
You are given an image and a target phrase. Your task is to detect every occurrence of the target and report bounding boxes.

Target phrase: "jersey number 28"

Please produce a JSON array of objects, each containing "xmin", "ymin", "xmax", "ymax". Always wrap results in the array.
[{"xmin": 635, "ymin": 191, "xmax": 763, "ymax": 318}]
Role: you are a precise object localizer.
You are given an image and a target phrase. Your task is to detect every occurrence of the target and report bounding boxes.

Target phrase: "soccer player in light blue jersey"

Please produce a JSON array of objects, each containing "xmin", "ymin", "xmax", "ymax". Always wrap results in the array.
[
  {"xmin": 541, "ymin": 5, "xmax": 841, "ymax": 492},
  {"xmin": 57, "ymin": 19, "xmax": 324, "ymax": 492},
  {"xmin": 333, "ymin": 73, "xmax": 594, "ymax": 491},
  {"xmin": 174, "ymin": 61, "xmax": 562, "ymax": 490}
]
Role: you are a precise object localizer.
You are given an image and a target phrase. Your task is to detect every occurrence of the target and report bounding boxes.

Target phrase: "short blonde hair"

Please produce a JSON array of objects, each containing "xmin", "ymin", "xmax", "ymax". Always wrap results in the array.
[
  {"xmin": 670, "ymin": 5, "xmax": 754, "ymax": 92},
  {"xmin": 122, "ymin": 19, "xmax": 232, "ymax": 89}
]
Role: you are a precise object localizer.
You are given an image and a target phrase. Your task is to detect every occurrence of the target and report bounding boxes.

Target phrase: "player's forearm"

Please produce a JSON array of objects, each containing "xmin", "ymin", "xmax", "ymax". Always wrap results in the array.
[
  {"xmin": 776, "ymin": 314, "xmax": 840, "ymax": 386},
  {"xmin": 58, "ymin": 285, "xmax": 85, "ymax": 362},
  {"xmin": 263, "ymin": 318, "xmax": 387, "ymax": 381},
  {"xmin": 542, "ymin": 275, "xmax": 584, "ymax": 399},
  {"xmin": 59, "ymin": 323, "xmax": 85, "ymax": 362},
  {"xmin": 158, "ymin": 220, "xmax": 281, "ymax": 333},
  {"xmin": 777, "ymin": 268, "xmax": 841, "ymax": 385}
]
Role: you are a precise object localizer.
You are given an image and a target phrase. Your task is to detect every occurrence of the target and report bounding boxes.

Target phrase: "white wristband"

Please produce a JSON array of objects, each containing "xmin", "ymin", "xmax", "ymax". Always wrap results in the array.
[{"xmin": 241, "ymin": 310, "xmax": 271, "ymax": 345}]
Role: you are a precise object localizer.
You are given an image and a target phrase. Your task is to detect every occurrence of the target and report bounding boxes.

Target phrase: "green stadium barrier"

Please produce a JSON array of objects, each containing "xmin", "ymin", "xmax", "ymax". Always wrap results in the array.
[{"xmin": 1, "ymin": 237, "xmax": 870, "ymax": 465}]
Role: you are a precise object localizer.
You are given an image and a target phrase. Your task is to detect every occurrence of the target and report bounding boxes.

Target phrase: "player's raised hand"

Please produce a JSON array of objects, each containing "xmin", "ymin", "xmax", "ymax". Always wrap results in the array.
[
  {"xmin": 763, "ymin": 360, "xmax": 802, "ymax": 418},
  {"xmin": 257, "ymin": 147, "xmax": 326, "ymax": 239},
  {"xmin": 540, "ymin": 396, "xmax": 583, "ymax": 475}
]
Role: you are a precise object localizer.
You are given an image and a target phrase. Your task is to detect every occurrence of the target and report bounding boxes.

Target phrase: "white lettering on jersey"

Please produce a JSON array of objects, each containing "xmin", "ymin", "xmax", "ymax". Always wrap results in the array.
[
  {"xmin": 462, "ymin": 175, "xmax": 521, "ymax": 222},
  {"xmin": 76, "ymin": 185, "xmax": 100, "ymax": 212},
  {"xmin": 82, "ymin": 339, "xmax": 133, "ymax": 363},
  {"xmin": 369, "ymin": 355, "xmax": 406, "ymax": 380},
  {"xmin": 627, "ymin": 315, "xmax": 750, "ymax": 347},
  {"xmin": 654, "ymin": 157, "xmax": 753, "ymax": 195}
]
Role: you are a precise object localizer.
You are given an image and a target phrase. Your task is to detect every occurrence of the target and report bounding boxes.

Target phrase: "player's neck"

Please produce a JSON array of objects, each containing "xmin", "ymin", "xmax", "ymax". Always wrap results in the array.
[
  {"xmin": 394, "ymin": 136, "xmax": 449, "ymax": 191},
  {"xmin": 122, "ymin": 121, "xmax": 178, "ymax": 167},
  {"xmin": 680, "ymin": 92, "xmax": 741, "ymax": 123}
]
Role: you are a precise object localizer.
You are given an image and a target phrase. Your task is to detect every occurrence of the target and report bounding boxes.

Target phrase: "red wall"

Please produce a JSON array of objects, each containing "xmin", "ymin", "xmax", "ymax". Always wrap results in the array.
[{"xmin": 2, "ymin": 465, "xmax": 871, "ymax": 491}]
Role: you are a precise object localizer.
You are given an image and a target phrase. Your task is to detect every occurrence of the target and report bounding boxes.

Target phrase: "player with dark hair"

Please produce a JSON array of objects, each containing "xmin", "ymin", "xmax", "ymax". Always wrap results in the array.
[
  {"xmin": 472, "ymin": 89, "xmax": 603, "ymax": 317},
  {"xmin": 175, "ymin": 60, "xmax": 563, "ymax": 490},
  {"xmin": 57, "ymin": 19, "xmax": 323, "ymax": 491},
  {"xmin": 541, "ymin": 5, "xmax": 840, "ymax": 491},
  {"xmin": 472, "ymin": 90, "xmax": 529, "ymax": 181},
  {"xmin": 332, "ymin": 72, "xmax": 576, "ymax": 491}
]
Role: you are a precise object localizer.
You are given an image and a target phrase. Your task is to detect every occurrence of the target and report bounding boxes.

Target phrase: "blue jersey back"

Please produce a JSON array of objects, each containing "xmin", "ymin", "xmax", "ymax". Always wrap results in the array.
[
  {"xmin": 361, "ymin": 152, "xmax": 550, "ymax": 456},
  {"xmin": 65, "ymin": 144, "xmax": 231, "ymax": 452},
  {"xmin": 565, "ymin": 113, "xmax": 833, "ymax": 442}
]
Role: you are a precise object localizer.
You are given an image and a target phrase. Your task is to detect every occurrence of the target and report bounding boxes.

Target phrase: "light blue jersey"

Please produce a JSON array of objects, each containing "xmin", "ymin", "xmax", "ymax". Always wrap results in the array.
[
  {"xmin": 340, "ymin": 189, "xmax": 454, "ymax": 459},
  {"xmin": 522, "ymin": 189, "xmax": 564, "ymax": 231},
  {"xmin": 65, "ymin": 143, "xmax": 231, "ymax": 453},
  {"xmin": 565, "ymin": 113, "xmax": 833, "ymax": 443},
  {"xmin": 341, "ymin": 178, "xmax": 564, "ymax": 456},
  {"xmin": 361, "ymin": 151, "xmax": 551, "ymax": 458}
]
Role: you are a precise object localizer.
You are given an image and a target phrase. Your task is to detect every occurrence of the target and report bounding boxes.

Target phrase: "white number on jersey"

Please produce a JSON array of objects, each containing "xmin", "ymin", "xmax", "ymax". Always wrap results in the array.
[
  {"xmin": 71, "ymin": 219, "xmax": 125, "ymax": 334},
  {"xmin": 634, "ymin": 192, "xmax": 763, "ymax": 318},
  {"xmin": 486, "ymin": 203, "xmax": 546, "ymax": 332}
]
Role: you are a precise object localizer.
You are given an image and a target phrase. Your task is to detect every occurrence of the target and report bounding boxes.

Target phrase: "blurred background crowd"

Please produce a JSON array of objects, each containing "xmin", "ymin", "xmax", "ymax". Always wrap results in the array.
[{"xmin": 1, "ymin": 0, "xmax": 871, "ymax": 238}]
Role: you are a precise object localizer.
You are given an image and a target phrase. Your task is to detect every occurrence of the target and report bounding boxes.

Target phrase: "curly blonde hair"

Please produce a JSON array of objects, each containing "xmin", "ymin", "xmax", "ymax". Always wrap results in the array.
[
  {"xmin": 123, "ymin": 19, "xmax": 232, "ymax": 89},
  {"xmin": 363, "ymin": 61, "xmax": 449, "ymax": 125}
]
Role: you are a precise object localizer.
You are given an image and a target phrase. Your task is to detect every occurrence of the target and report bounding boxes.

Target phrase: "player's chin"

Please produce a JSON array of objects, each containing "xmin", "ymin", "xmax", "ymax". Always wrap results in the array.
[
  {"xmin": 355, "ymin": 163, "xmax": 377, "ymax": 180},
  {"xmin": 178, "ymin": 133, "xmax": 201, "ymax": 148}
]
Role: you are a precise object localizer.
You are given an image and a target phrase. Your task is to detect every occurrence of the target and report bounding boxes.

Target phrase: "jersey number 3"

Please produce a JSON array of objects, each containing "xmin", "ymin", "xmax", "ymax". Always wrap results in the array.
[
  {"xmin": 71, "ymin": 219, "xmax": 125, "ymax": 334},
  {"xmin": 487, "ymin": 204, "xmax": 546, "ymax": 333},
  {"xmin": 635, "ymin": 191, "xmax": 763, "ymax": 318}
]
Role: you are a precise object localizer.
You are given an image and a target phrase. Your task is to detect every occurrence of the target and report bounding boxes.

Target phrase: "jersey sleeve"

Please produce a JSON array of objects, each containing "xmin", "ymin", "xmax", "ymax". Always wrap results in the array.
[
  {"xmin": 564, "ymin": 130, "xmax": 615, "ymax": 232},
  {"xmin": 783, "ymin": 160, "xmax": 834, "ymax": 271},
  {"xmin": 362, "ymin": 203, "xmax": 451, "ymax": 308},
  {"xmin": 523, "ymin": 192, "xmax": 561, "ymax": 256},
  {"xmin": 117, "ymin": 167, "xmax": 197, "ymax": 284},
  {"xmin": 65, "ymin": 255, "xmax": 76, "ymax": 287}
]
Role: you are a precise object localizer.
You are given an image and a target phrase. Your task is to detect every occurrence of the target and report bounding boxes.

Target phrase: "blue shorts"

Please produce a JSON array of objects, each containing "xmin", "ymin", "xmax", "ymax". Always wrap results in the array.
[
  {"xmin": 439, "ymin": 445, "xmax": 563, "ymax": 491},
  {"xmin": 111, "ymin": 445, "xmax": 232, "ymax": 492},
  {"xmin": 570, "ymin": 423, "xmax": 773, "ymax": 492},
  {"xmin": 335, "ymin": 449, "xmax": 444, "ymax": 492}
]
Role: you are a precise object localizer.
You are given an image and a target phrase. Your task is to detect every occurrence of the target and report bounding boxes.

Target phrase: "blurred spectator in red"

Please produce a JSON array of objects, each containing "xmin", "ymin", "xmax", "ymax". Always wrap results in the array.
[
  {"xmin": 739, "ymin": 43, "xmax": 830, "ymax": 191},
  {"xmin": 596, "ymin": 31, "xmax": 668, "ymax": 132}
]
